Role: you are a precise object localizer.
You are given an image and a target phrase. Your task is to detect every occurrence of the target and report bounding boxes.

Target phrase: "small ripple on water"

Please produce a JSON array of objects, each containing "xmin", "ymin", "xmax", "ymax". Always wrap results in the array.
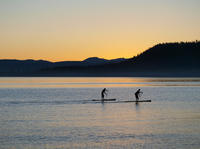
[{"xmin": 1, "ymin": 133, "xmax": 200, "ymax": 148}]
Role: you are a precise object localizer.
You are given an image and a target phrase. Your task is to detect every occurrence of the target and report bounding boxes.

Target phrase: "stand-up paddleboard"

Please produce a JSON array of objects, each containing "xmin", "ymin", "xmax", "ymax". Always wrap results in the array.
[
  {"xmin": 92, "ymin": 99, "xmax": 116, "ymax": 101},
  {"xmin": 120, "ymin": 100, "xmax": 151, "ymax": 103}
]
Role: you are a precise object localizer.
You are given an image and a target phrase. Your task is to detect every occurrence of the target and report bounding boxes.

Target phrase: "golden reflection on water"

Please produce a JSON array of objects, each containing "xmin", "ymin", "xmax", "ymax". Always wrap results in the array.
[
  {"xmin": 36, "ymin": 103, "xmax": 153, "ymax": 147},
  {"xmin": 1, "ymin": 84, "xmax": 200, "ymax": 148},
  {"xmin": 0, "ymin": 77, "xmax": 200, "ymax": 88},
  {"xmin": 32, "ymin": 101, "xmax": 200, "ymax": 148}
]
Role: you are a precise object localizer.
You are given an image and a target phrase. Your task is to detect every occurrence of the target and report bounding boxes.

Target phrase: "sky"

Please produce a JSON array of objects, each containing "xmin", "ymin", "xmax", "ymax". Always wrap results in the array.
[{"xmin": 0, "ymin": 0, "xmax": 200, "ymax": 62}]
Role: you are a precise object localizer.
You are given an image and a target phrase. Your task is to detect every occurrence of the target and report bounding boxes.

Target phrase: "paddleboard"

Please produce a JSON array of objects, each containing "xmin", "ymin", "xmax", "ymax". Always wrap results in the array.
[
  {"xmin": 92, "ymin": 99, "xmax": 116, "ymax": 101},
  {"xmin": 120, "ymin": 100, "xmax": 151, "ymax": 103}
]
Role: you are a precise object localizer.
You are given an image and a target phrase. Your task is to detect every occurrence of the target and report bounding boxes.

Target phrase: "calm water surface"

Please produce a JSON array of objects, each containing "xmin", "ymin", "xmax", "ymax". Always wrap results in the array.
[{"xmin": 0, "ymin": 77, "xmax": 200, "ymax": 149}]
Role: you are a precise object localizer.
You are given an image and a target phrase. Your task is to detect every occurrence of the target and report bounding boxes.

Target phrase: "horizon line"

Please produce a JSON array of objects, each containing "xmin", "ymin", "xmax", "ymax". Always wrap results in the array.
[{"xmin": 0, "ymin": 40, "xmax": 199, "ymax": 62}]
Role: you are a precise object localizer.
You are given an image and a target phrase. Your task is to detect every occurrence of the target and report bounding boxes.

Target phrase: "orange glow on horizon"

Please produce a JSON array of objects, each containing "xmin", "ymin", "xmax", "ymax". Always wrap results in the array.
[{"xmin": 0, "ymin": 0, "xmax": 200, "ymax": 62}]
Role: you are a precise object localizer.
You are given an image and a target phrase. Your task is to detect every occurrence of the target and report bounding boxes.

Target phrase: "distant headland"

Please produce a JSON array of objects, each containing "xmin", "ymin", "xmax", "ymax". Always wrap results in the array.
[{"xmin": 0, "ymin": 41, "xmax": 200, "ymax": 77}]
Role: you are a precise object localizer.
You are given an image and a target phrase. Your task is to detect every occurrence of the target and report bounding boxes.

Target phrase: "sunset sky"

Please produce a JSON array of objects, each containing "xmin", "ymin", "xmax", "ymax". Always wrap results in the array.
[{"xmin": 0, "ymin": 0, "xmax": 200, "ymax": 62}]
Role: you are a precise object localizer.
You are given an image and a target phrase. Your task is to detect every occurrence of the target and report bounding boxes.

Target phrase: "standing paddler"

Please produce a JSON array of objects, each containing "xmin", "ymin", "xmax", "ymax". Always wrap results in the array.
[
  {"xmin": 101, "ymin": 88, "xmax": 108, "ymax": 101},
  {"xmin": 135, "ymin": 89, "xmax": 143, "ymax": 102}
]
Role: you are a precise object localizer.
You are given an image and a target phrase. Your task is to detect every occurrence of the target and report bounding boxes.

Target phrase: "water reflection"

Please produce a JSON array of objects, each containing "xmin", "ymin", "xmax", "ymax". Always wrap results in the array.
[
  {"xmin": 101, "ymin": 101, "xmax": 105, "ymax": 110},
  {"xmin": 0, "ymin": 77, "xmax": 200, "ymax": 88},
  {"xmin": 1, "ymin": 84, "xmax": 200, "ymax": 149},
  {"xmin": 135, "ymin": 102, "xmax": 140, "ymax": 112}
]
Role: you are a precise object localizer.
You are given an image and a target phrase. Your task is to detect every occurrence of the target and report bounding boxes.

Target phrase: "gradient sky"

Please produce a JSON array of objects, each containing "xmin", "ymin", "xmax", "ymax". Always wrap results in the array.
[{"xmin": 0, "ymin": 0, "xmax": 200, "ymax": 61}]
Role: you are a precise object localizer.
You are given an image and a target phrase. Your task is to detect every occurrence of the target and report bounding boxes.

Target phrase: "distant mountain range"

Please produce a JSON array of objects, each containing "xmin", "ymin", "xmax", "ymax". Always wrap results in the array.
[
  {"xmin": 0, "ymin": 41, "xmax": 200, "ymax": 77},
  {"xmin": 0, "ymin": 57, "xmax": 126, "ymax": 76}
]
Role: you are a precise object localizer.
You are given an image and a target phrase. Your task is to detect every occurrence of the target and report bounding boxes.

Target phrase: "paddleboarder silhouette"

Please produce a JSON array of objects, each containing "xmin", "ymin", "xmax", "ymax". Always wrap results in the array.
[
  {"xmin": 101, "ymin": 88, "xmax": 108, "ymax": 100},
  {"xmin": 135, "ymin": 89, "xmax": 143, "ymax": 101}
]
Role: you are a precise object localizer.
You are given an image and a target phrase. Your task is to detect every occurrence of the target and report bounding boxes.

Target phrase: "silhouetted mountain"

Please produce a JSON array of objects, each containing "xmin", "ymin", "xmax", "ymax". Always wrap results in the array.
[
  {"xmin": 0, "ymin": 57, "xmax": 126, "ymax": 76},
  {"xmin": 83, "ymin": 57, "xmax": 125, "ymax": 64},
  {"xmin": 83, "ymin": 57, "xmax": 107, "ymax": 63},
  {"xmin": 0, "ymin": 41, "xmax": 199, "ymax": 77},
  {"xmin": 0, "ymin": 59, "xmax": 52, "ymax": 74},
  {"xmin": 39, "ymin": 41, "xmax": 200, "ymax": 77},
  {"xmin": 125, "ymin": 41, "xmax": 200, "ymax": 76}
]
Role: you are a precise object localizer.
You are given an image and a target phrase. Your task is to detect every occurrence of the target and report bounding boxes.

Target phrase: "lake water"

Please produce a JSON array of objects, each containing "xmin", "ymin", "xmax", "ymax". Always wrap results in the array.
[{"xmin": 0, "ymin": 77, "xmax": 200, "ymax": 149}]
